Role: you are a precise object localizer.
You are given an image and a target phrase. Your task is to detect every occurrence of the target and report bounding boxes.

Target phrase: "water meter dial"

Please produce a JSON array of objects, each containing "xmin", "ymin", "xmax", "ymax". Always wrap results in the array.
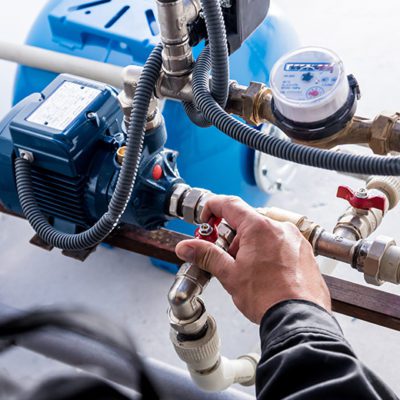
[{"xmin": 270, "ymin": 47, "xmax": 360, "ymax": 141}]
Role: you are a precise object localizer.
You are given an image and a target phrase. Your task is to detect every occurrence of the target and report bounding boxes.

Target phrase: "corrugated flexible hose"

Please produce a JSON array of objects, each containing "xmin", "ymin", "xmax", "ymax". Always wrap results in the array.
[
  {"xmin": 14, "ymin": 43, "xmax": 163, "ymax": 250},
  {"xmin": 182, "ymin": 0, "xmax": 229, "ymax": 127}
]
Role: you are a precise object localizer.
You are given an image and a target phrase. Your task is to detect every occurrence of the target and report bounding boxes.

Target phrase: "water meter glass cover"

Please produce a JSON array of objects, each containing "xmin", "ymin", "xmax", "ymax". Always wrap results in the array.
[{"xmin": 270, "ymin": 47, "xmax": 350, "ymax": 123}]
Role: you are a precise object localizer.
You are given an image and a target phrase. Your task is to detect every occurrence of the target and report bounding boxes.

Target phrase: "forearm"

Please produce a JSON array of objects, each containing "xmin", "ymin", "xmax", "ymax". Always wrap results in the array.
[{"xmin": 256, "ymin": 300, "xmax": 397, "ymax": 400}]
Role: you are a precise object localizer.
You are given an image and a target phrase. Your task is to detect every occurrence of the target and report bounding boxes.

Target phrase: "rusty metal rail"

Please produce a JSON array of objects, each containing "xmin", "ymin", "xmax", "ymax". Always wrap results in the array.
[{"xmin": 2, "ymin": 204, "xmax": 400, "ymax": 331}]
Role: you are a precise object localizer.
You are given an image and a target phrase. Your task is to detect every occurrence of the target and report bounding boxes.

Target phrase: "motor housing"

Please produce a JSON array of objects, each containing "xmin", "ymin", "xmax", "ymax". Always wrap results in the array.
[{"xmin": 0, "ymin": 74, "xmax": 182, "ymax": 233}]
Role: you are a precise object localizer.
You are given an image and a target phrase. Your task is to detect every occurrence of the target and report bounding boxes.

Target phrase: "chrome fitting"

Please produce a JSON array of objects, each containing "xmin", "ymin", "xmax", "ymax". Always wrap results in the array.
[
  {"xmin": 168, "ymin": 185, "xmax": 215, "ymax": 224},
  {"xmin": 168, "ymin": 262, "xmax": 211, "ymax": 320},
  {"xmin": 157, "ymin": 72, "xmax": 194, "ymax": 102},
  {"xmin": 118, "ymin": 65, "xmax": 160, "ymax": 130},
  {"xmin": 156, "ymin": 0, "xmax": 194, "ymax": 76},
  {"xmin": 162, "ymin": 42, "xmax": 194, "ymax": 76},
  {"xmin": 362, "ymin": 236, "xmax": 395, "ymax": 286},
  {"xmin": 169, "ymin": 298, "xmax": 208, "ymax": 335},
  {"xmin": 215, "ymin": 221, "xmax": 236, "ymax": 251},
  {"xmin": 182, "ymin": 188, "xmax": 209, "ymax": 224},
  {"xmin": 168, "ymin": 183, "xmax": 191, "ymax": 218},
  {"xmin": 194, "ymin": 192, "xmax": 215, "ymax": 223}
]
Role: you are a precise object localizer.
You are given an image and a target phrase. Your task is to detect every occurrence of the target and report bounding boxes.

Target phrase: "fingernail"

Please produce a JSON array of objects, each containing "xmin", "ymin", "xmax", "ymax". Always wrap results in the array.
[{"xmin": 176, "ymin": 245, "xmax": 195, "ymax": 262}]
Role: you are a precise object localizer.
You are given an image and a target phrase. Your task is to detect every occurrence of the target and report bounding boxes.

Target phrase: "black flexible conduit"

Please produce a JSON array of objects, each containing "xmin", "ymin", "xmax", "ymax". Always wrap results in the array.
[
  {"xmin": 192, "ymin": 46, "xmax": 400, "ymax": 175},
  {"xmin": 14, "ymin": 44, "xmax": 163, "ymax": 250},
  {"xmin": 182, "ymin": 0, "xmax": 229, "ymax": 127}
]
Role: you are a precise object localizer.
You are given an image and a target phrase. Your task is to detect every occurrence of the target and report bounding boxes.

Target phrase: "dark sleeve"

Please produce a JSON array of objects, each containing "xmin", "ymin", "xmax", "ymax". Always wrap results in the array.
[{"xmin": 256, "ymin": 299, "xmax": 398, "ymax": 400}]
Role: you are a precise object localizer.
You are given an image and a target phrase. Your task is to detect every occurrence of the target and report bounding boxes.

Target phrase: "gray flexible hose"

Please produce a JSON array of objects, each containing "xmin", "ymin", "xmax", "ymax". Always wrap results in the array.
[
  {"xmin": 183, "ymin": 0, "xmax": 229, "ymax": 127},
  {"xmin": 14, "ymin": 44, "xmax": 163, "ymax": 250},
  {"xmin": 192, "ymin": 47, "xmax": 400, "ymax": 175}
]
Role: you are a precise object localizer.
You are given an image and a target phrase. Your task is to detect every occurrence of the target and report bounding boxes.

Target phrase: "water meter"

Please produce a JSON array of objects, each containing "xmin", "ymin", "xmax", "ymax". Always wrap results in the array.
[{"xmin": 270, "ymin": 47, "xmax": 360, "ymax": 141}]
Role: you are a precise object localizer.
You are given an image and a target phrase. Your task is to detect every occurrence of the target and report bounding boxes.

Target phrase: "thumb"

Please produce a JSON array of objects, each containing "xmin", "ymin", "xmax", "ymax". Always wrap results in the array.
[{"xmin": 175, "ymin": 239, "xmax": 234, "ymax": 279}]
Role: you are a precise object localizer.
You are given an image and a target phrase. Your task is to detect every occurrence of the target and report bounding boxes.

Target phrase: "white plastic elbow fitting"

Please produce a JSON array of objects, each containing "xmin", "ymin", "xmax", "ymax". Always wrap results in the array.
[{"xmin": 170, "ymin": 315, "xmax": 260, "ymax": 391}]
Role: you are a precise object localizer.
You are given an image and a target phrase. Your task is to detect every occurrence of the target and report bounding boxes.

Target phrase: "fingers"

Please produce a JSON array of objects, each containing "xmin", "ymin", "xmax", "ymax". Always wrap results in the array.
[
  {"xmin": 228, "ymin": 235, "xmax": 240, "ymax": 258},
  {"xmin": 201, "ymin": 195, "xmax": 257, "ymax": 230},
  {"xmin": 175, "ymin": 239, "xmax": 235, "ymax": 282}
]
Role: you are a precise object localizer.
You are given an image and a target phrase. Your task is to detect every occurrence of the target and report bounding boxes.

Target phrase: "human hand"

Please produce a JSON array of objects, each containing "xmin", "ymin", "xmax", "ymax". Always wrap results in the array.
[{"xmin": 175, "ymin": 196, "xmax": 331, "ymax": 324}]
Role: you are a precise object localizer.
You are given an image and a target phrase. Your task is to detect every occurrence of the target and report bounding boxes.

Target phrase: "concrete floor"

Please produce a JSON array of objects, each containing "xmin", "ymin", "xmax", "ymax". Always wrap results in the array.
[{"xmin": 0, "ymin": 0, "xmax": 400, "ymax": 397}]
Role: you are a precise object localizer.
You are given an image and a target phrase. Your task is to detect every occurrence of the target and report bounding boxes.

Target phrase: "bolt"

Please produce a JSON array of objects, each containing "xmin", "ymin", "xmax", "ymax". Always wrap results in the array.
[
  {"xmin": 87, "ymin": 112, "xmax": 97, "ymax": 121},
  {"xmin": 19, "ymin": 150, "xmax": 34, "ymax": 163}
]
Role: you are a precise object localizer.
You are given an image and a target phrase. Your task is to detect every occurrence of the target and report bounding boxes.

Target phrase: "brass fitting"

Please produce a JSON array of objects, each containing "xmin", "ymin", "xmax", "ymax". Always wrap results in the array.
[
  {"xmin": 334, "ymin": 206, "xmax": 384, "ymax": 241},
  {"xmin": 370, "ymin": 111, "xmax": 400, "ymax": 155},
  {"xmin": 241, "ymin": 82, "xmax": 273, "ymax": 126},
  {"xmin": 226, "ymin": 81, "xmax": 275, "ymax": 126},
  {"xmin": 292, "ymin": 116, "xmax": 371, "ymax": 149},
  {"xmin": 116, "ymin": 146, "xmax": 126, "ymax": 165}
]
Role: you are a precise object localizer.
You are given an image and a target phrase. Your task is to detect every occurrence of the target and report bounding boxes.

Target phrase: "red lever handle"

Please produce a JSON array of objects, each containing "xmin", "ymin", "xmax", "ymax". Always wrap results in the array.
[
  {"xmin": 194, "ymin": 217, "xmax": 222, "ymax": 243},
  {"xmin": 336, "ymin": 185, "xmax": 386, "ymax": 212}
]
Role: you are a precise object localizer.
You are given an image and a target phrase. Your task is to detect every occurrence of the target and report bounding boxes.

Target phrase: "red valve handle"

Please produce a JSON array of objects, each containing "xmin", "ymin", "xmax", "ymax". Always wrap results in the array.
[
  {"xmin": 194, "ymin": 216, "xmax": 222, "ymax": 243},
  {"xmin": 336, "ymin": 185, "xmax": 386, "ymax": 212}
]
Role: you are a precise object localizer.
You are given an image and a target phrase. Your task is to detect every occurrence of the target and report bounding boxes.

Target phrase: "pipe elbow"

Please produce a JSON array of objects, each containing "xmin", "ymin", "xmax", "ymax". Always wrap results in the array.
[{"xmin": 168, "ymin": 286, "xmax": 190, "ymax": 308}]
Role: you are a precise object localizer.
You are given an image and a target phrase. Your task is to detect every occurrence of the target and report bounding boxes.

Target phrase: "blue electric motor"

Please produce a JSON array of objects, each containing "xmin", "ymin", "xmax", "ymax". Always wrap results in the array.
[
  {"xmin": 13, "ymin": 0, "xmax": 299, "ymax": 237},
  {"xmin": 0, "ymin": 74, "xmax": 182, "ymax": 233}
]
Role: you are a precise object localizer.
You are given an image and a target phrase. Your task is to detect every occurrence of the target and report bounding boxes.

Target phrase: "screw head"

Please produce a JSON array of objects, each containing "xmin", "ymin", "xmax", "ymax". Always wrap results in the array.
[
  {"xmin": 356, "ymin": 188, "xmax": 368, "ymax": 199},
  {"xmin": 198, "ymin": 223, "xmax": 213, "ymax": 236}
]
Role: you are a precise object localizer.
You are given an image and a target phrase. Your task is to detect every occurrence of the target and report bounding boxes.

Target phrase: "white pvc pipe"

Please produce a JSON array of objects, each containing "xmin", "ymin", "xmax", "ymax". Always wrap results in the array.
[
  {"xmin": 0, "ymin": 40, "xmax": 138, "ymax": 89},
  {"xmin": 189, "ymin": 355, "xmax": 259, "ymax": 392}
]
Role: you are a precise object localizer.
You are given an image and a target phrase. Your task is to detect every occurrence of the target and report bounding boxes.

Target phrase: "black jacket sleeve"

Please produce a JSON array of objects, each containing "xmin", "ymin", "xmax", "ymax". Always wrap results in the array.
[{"xmin": 256, "ymin": 300, "xmax": 398, "ymax": 400}]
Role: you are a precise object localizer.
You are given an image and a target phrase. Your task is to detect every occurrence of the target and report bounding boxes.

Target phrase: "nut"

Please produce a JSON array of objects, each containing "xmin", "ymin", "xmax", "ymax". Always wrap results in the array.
[
  {"xmin": 242, "ymin": 81, "xmax": 267, "ymax": 126},
  {"xmin": 169, "ymin": 184, "xmax": 190, "ymax": 217},
  {"xmin": 194, "ymin": 192, "xmax": 214, "ymax": 223},
  {"xmin": 145, "ymin": 108, "xmax": 163, "ymax": 130},
  {"xmin": 169, "ymin": 299, "xmax": 208, "ymax": 336},
  {"xmin": 182, "ymin": 188, "xmax": 207, "ymax": 224},
  {"xmin": 370, "ymin": 112, "xmax": 400, "ymax": 155},
  {"xmin": 363, "ymin": 235, "xmax": 395, "ymax": 286},
  {"xmin": 217, "ymin": 221, "xmax": 236, "ymax": 247}
]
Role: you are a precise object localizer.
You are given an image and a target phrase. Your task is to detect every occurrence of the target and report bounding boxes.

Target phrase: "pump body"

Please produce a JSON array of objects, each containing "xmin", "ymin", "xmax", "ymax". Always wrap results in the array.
[{"xmin": 0, "ymin": 74, "xmax": 181, "ymax": 232}]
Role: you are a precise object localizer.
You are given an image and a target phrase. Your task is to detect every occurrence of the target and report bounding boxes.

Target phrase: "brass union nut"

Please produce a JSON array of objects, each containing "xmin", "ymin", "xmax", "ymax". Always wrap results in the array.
[
  {"xmin": 370, "ymin": 112, "xmax": 400, "ymax": 155},
  {"xmin": 242, "ymin": 81, "xmax": 268, "ymax": 126}
]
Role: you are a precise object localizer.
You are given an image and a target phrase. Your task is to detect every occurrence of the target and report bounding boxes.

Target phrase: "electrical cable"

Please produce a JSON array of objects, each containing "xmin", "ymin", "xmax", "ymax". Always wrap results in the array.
[{"xmin": 14, "ymin": 44, "xmax": 163, "ymax": 250}]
